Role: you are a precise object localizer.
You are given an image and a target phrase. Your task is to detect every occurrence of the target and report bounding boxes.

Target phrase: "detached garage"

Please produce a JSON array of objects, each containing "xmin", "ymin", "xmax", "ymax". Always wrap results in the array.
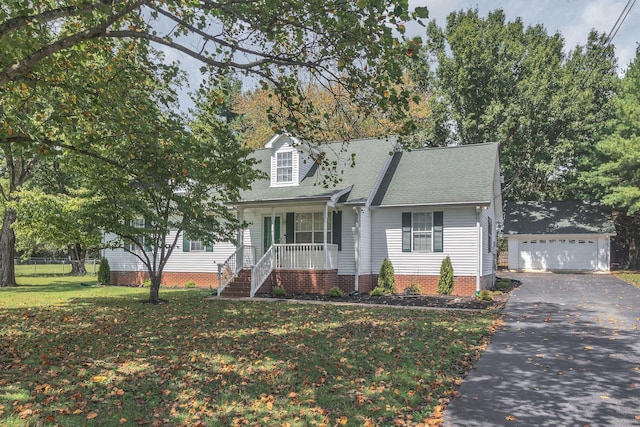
[{"xmin": 503, "ymin": 201, "xmax": 616, "ymax": 272}]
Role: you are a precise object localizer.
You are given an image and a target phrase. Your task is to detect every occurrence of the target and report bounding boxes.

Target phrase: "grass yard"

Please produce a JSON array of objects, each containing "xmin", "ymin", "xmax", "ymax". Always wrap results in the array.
[
  {"xmin": 15, "ymin": 262, "xmax": 99, "ymax": 277},
  {"xmin": 0, "ymin": 278, "xmax": 500, "ymax": 426}
]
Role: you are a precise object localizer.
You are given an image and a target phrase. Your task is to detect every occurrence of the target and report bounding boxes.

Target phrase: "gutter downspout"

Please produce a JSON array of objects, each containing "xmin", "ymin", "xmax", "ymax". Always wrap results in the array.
[
  {"xmin": 353, "ymin": 207, "xmax": 361, "ymax": 292},
  {"xmin": 476, "ymin": 206, "xmax": 482, "ymax": 294}
]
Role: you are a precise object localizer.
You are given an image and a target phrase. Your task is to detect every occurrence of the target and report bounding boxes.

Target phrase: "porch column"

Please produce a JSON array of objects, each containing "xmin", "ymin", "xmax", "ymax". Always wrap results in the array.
[
  {"xmin": 323, "ymin": 202, "xmax": 329, "ymax": 269},
  {"xmin": 270, "ymin": 207, "xmax": 275, "ymax": 249},
  {"xmin": 237, "ymin": 208, "xmax": 244, "ymax": 269}
]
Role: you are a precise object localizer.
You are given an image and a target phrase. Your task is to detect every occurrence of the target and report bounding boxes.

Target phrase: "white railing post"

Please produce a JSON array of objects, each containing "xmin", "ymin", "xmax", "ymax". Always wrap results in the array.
[{"xmin": 217, "ymin": 263, "xmax": 223, "ymax": 296}]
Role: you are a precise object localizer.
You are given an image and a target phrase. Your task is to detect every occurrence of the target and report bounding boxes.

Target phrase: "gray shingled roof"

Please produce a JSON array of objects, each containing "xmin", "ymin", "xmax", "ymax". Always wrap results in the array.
[
  {"xmin": 372, "ymin": 142, "xmax": 499, "ymax": 206},
  {"xmin": 238, "ymin": 137, "xmax": 395, "ymax": 204},
  {"xmin": 503, "ymin": 201, "xmax": 616, "ymax": 235}
]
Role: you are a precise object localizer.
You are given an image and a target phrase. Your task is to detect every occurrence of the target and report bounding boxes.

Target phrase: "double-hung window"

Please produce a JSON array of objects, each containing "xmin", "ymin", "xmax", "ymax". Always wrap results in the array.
[
  {"xmin": 402, "ymin": 212, "xmax": 443, "ymax": 252},
  {"xmin": 276, "ymin": 151, "xmax": 293, "ymax": 183},
  {"xmin": 295, "ymin": 212, "xmax": 331, "ymax": 243}
]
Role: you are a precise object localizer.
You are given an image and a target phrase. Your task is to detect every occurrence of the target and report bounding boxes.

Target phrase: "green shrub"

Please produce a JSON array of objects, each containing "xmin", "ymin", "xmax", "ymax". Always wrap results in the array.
[
  {"xmin": 477, "ymin": 289, "xmax": 493, "ymax": 301},
  {"xmin": 328, "ymin": 286, "xmax": 343, "ymax": 298},
  {"xmin": 142, "ymin": 278, "xmax": 151, "ymax": 288},
  {"xmin": 271, "ymin": 287, "xmax": 286, "ymax": 297},
  {"xmin": 404, "ymin": 283, "xmax": 421, "ymax": 295},
  {"xmin": 495, "ymin": 278, "xmax": 512, "ymax": 291},
  {"xmin": 378, "ymin": 258, "xmax": 395, "ymax": 294},
  {"xmin": 184, "ymin": 280, "xmax": 197, "ymax": 289},
  {"xmin": 437, "ymin": 256, "xmax": 454, "ymax": 295},
  {"xmin": 97, "ymin": 257, "xmax": 111, "ymax": 285},
  {"xmin": 370, "ymin": 286, "xmax": 389, "ymax": 296}
]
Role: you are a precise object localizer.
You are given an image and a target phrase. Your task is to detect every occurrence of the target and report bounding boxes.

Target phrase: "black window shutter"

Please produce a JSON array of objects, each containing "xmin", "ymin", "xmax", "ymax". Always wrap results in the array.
[
  {"xmin": 332, "ymin": 211, "xmax": 342, "ymax": 251},
  {"xmin": 285, "ymin": 212, "xmax": 295, "ymax": 243},
  {"xmin": 433, "ymin": 211, "xmax": 444, "ymax": 252},
  {"xmin": 402, "ymin": 212, "xmax": 412, "ymax": 252}
]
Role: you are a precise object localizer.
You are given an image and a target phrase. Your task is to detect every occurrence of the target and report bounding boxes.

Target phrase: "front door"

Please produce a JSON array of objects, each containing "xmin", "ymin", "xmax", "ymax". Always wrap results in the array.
[{"xmin": 263, "ymin": 216, "xmax": 281, "ymax": 253}]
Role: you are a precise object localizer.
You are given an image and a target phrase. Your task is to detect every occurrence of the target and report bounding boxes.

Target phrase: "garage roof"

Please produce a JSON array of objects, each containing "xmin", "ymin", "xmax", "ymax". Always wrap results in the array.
[{"xmin": 503, "ymin": 201, "xmax": 616, "ymax": 235}]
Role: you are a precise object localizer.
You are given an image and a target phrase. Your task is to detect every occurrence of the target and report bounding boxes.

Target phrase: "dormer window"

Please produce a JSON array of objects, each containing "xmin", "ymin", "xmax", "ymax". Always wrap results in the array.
[{"xmin": 276, "ymin": 152, "xmax": 293, "ymax": 183}]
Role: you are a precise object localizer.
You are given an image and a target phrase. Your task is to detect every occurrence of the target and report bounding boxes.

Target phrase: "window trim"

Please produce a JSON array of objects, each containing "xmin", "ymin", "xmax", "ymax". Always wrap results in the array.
[
  {"xmin": 276, "ymin": 151, "xmax": 293, "ymax": 183},
  {"xmin": 294, "ymin": 212, "xmax": 332, "ymax": 244},
  {"xmin": 402, "ymin": 212, "xmax": 443, "ymax": 253}
]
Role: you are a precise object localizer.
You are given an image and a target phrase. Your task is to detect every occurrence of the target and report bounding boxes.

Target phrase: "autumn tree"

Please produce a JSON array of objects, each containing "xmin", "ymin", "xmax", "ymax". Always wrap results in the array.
[{"xmin": 420, "ymin": 9, "xmax": 618, "ymax": 200}]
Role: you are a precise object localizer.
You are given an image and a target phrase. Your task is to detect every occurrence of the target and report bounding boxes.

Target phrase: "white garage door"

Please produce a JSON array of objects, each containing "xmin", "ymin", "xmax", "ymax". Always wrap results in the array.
[{"xmin": 519, "ymin": 237, "xmax": 598, "ymax": 271}]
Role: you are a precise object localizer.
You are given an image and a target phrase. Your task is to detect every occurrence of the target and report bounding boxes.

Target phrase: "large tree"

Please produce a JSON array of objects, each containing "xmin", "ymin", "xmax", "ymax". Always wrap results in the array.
[
  {"xmin": 84, "ymin": 88, "xmax": 260, "ymax": 303},
  {"xmin": 0, "ymin": 0, "xmax": 426, "ymax": 286},
  {"xmin": 420, "ymin": 9, "xmax": 618, "ymax": 201},
  {"xmin": 581, "ymin": 47, "xmax": 640, "ymax": 268}
]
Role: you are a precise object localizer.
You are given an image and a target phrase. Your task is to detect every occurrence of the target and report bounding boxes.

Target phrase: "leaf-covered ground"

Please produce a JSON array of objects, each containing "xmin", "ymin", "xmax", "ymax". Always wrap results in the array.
[{"xmin": 0, "ymin": 284, "xmax": 500, "ymax": 426}]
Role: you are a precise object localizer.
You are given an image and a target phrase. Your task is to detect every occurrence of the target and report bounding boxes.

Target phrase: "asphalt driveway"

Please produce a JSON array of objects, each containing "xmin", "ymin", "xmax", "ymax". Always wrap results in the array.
[{"xmin": 444, "ymin": 273, "xmax": 640, "ymax": 427}]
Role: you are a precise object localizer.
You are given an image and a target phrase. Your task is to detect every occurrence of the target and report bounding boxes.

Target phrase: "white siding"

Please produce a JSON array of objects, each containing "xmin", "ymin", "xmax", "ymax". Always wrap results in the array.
[
  {"xmin": 103, "ymin": 231, "xmax": 236, "ymax": 274},
  {"xmin": 481, "ymin": 204, "xmax": 497, "ymax": 276},
  {"xmin": 359, "ymin": 208, "xmax": 372, "ymax": 275},
  {"xmin": 371, "ymin": 207, "xmax": 479, "ymax": 276},
  {"xmin": 270, "ymin": 137, "xmax": 299, "ymax": 187},
  {"xmin": 337, "ymin": 208, "xmax": 356, "ymax": 275}
]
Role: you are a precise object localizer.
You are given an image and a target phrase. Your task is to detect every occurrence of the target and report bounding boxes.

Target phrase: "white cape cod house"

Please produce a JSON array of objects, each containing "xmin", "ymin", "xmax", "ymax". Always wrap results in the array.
[{"xmin": 105, "ymin": 135, "xmax": 503, "ymax": 297}]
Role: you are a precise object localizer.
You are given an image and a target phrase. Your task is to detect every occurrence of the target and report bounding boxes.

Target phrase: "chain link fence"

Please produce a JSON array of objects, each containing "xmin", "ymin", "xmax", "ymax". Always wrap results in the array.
[{"xmin": 14, "ymin": 258, "xmax": 99, "ymax": 276}]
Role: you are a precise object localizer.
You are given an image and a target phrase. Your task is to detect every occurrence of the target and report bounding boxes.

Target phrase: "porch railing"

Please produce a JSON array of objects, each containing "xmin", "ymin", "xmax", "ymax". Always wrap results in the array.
[
  {"xmin": 251, "ymin": 245, "xmax": 275, "ymax": 297},
  {"xmin": 217, "ymin": 245, "xmax": 255, "ymax": 295},
  {"xmin": 275, "ymin": 243, "xmax": 338, "ymax": 269},
  {"xmin": 250, "ymin": 243, "xmax": 339, "ymax": 297}
]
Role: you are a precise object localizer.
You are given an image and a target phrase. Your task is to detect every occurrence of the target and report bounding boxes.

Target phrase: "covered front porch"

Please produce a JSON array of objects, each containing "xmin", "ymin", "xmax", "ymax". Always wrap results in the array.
[{"xmin": 218, "ymin": 199, "xmax": 344, "ymax": 297}]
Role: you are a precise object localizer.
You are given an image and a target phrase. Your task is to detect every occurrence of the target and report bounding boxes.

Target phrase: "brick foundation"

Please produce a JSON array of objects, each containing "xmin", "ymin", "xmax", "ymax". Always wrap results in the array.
[
  {"xmin": 264, "ymin": 269, "xmax": 338, "ymax": 295},
  {"xmin": 337, "ymin": 274, "xmax": 375, "ymax": 294},
  {"xmin": 368, "ymin": 274, "xmax": 482, "ymax": 297},
  {"xmin": 110, "ymin": 271, "xmax": 218, "ymax": 288}
]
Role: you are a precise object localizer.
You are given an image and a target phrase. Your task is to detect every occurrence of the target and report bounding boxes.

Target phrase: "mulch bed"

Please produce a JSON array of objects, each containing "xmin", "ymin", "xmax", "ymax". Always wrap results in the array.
[{"xmin": 256, "ymin": 278, "xmax": 520, "ymax": 310}]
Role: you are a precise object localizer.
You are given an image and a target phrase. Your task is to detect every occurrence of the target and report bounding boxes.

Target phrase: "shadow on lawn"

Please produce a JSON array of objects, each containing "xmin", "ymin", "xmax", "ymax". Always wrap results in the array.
[{"xmin": 1, "ymin": 292, "xmax": 495, "ymax": 426}]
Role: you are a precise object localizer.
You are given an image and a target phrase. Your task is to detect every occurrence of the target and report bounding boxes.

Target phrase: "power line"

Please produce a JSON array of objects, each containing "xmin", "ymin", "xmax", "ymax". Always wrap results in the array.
[{"xmin": 605, "ymin": 0, "xmax": 636, "ymax": 49}]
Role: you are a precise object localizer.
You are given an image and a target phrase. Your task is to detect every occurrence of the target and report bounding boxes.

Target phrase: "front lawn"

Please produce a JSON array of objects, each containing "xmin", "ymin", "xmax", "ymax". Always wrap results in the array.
[{"xmin": 0, "ymin": 281, "xmax": 499, "ymax": 426}]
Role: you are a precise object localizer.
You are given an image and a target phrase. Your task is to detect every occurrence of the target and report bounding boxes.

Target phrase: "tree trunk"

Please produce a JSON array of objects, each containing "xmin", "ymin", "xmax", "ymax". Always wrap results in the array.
[
  {"xmin": 0, "ymin": 208, "xmax": 17, "ymax": 287},
  {"xmin": 612, "ymin": 211, "xmax": 640, "ymax": 270},
  {"xmin": 148, "ymin": 274, "xmax": 162, "ymax": 303},
  {"xmin": 68, "ymin": 243, "xmax": 87, "ymax": 275}
]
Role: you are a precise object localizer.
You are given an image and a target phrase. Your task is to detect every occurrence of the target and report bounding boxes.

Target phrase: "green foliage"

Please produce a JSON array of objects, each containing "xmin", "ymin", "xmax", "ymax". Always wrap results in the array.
[
  {"xmin": 378, "ymin": 258, "xmax": 395, "ymax": 294},
  {"xmin": 328, "ymin": 286, "xmax": 344, "ymax": 298},
  {"xmin": 184, "ymin": 280, "xmax": 197, "ymax": 289},
  {"xmin": 420, "ymin": 9, "xmax": 618, "ymax": 201},
  {"xmin": 495, "ymin": 278, "xmax": 512, "ymax": 291},
  {"xmin": 582, "ymin": 46, "xmax": 640, "ymax": 215},
  {"xmin": 437, "ymin": 256, "xmax": 454, "ymax": 295},
  {"xmin": 404, "ymin": 283, "xmax": 421, "ymax": 295},
  {"xmin": 142, "ymin": 279, "xmax": 151, "ymax": 288},
  {"xmin": 271, "ymin": 287, "xmax": 286, "ymax": 297},
  {"xmin": 477, "ymin": 290, "xmax": 493, "ymax": 301},
  {"xmin": 370, "ymin": 286, "xmax": 390, "ymax": 296},
  {"xmin": 97, "ymin": 258, "xmax": 110, "ymax": 285}
]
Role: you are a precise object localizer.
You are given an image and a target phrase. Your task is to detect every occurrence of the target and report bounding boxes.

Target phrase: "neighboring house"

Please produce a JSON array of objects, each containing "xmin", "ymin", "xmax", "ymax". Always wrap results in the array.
[
  {"xmin": 503, "ymin": 201, "xmax": 616, "ymax": 272},
  {"xmin": 105, "ymin": 135, "xmax": 503, "ymax": 296}
]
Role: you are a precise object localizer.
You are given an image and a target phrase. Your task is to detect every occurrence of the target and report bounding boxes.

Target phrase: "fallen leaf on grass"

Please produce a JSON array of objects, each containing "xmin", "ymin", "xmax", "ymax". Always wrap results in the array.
[{"xmin": 87, "ymin": 412, "xmax": 98, "ymax": 420}]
